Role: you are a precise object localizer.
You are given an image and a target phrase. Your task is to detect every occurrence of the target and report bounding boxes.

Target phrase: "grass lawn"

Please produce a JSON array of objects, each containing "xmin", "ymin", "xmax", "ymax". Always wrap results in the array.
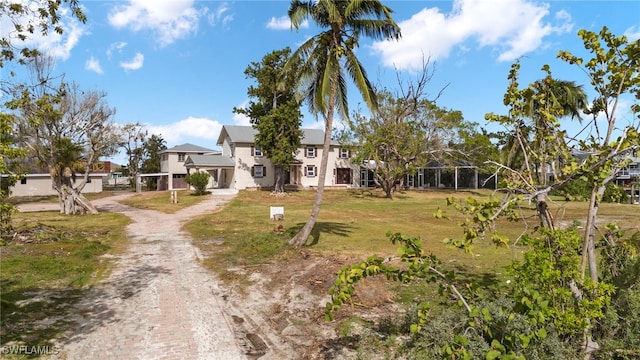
[
  {"xmin": 186, "ymin": 188, "xmax": 640, "ymax": 300},
  {"xmin": 118, "ymin": 190, "xmax": 208, "ymax": 213},
  {"xmin": 0, "ymin": 211, "xmax": 130, "ymax": 351}
]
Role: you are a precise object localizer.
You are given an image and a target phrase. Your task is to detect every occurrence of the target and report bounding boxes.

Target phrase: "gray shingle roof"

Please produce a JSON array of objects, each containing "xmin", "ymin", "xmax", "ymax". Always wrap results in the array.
[
  {"xmin": 184, "ymin": 154, "xmax": 235, "ymax": 167},
  {"xmin": 217, "ymin": 125, "xmax": 328, "ymax": 146},
  {"xmin": 161, "ymin": 143, "xmax": 216, "ymax": 153}
]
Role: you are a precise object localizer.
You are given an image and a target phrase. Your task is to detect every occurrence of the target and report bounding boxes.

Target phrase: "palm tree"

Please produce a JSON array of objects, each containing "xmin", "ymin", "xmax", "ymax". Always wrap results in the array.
[
  {"xmin": 288, "ymin": 0, "xmax": 401, "ymax": 246},
  {"xmin": 499, "ymin": 77, "xmax": 588, "ymax": 186},
  {"xmin": 528, "ymin": 78, "xmax": 588, "ymax": 186}
]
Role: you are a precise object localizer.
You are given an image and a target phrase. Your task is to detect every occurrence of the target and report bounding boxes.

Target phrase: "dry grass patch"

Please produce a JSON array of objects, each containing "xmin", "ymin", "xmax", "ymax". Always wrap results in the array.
[{"xmin": 118, "ymin": 190, "xmax": 207, "ymax": 213}]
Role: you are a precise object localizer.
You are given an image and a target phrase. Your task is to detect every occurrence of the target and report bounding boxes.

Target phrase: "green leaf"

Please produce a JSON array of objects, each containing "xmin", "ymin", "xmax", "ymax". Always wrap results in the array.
[{"xmin": 486, "ymin": 349, "xmax": 501, "ymax": 360}]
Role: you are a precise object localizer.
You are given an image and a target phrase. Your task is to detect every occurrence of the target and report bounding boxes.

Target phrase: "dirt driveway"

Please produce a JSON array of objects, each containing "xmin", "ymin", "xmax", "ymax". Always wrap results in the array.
[{"xmin": 20, "ymin": 192, "xmax": 288, "ymax": 360}]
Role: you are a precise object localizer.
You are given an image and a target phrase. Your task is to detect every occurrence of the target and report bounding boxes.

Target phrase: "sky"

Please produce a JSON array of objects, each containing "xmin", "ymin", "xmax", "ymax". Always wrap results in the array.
[{"xmin": 2, "ymin": 0, "xmax": 639, "ymax": 165}]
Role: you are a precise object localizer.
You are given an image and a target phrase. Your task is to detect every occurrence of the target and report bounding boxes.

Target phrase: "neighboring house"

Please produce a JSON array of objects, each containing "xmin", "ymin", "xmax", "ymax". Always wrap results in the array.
[
  {"xmin": 181, "ymin": 125, "xmax": 360, "ymax": 191},
  {"xmin": 9, "ymin": 173, "xmax": 108, "ymax": 197},
  {"xmin": 157, "ymin": 143, "xmax": 220, "ymax": 190}
]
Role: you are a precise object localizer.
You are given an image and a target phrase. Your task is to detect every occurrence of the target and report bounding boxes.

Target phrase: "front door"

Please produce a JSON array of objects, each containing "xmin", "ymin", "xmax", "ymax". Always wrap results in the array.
[{"xmin": 289, "ymin": 165, "xmax": 301, "ymax": 185}]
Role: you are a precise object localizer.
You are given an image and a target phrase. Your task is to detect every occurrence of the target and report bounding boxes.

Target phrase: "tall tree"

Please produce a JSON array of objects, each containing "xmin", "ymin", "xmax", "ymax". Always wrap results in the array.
[
  {"xmin": 498, "ymin": 77, "xmax": 588, "ymax": 184},
  {"xmin": 233, "ymin": 48, "xmax": 303, "ymax": 193},
  {"xmin": 7, "ymin": 56, "xmax": 121, "ymax": 214},
  {"xmin": 484, "ymin": 27, "xmax": 639, "ymax": 357},
  {"xmin": 1, "ymin": 0, "xmax": 87, "ymax": 237},
  {"xmin": 557, "ymin": 28, "xmax": 639, "ymax": 286},
  {"xmin": 121, "ymin": 122, "xmax": 147, "ymax": 188},
  {"xmin": 140, "ymin": 134, "xmax": 167, "ymax": 190},
  {"xmin": 288, "ymin": 0, "xmax": 401, "ymax": 246},
  {"xmin": 350, "ymin": 63, "xmax": 471, "ymax": 199}
]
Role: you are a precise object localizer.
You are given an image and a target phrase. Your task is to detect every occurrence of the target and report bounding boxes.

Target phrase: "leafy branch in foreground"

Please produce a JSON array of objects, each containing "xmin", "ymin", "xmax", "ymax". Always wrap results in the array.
[{"xmin": 326, "ymin": 231, "xmax": 468, "ymax": 324}]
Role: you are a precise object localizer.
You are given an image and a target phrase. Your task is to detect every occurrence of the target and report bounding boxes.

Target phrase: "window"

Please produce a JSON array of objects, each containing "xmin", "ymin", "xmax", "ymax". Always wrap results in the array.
[
  {"xmin": 306, "ymin": 147, "xmax": 316, "ymax": 158},
  {"xmin": 178, "ymin": 153, "xmax": 186, "ymax": 162},
  {"xmin": 305, "ymin": 165, "xmax": 317, "ymax": 177},
  {"xmin": 252, "ymin": 165, "xmax": 266, "ymax": 178},
  {"xmin": 339, "ymin": 148, "xmax": 350, "ymax": 158},
  {"xmin": 20, "ymin": 178, "xmax": 27, "ymax": 185},
  {"xmin": 335, "ymin": 168, "xmax": 352, "ymax": 184},
  {"xmin": 252, "ymin": 146, "xmax": 263, "ymax": 157},
  {"xmin": 162, "ymin": 154, "xmax": 168, "ymax": 161}
]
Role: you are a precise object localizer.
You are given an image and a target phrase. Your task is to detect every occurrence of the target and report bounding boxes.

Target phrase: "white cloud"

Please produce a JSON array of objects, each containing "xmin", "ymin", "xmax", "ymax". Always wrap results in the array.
[
  {"xmin": 207, "ymin": 2, "xmax": 234, "ymax": 27},
  {"xmin": 108, "ymin": 0, "xmax": 203, "ymax": 47},
  {"xmin": 85, "ymin": 56, "xmax": 103, "ymax": 74},
  {"xmin": 120, "ymin": 53, "xmax": 144, "ymax": 70},
  {"xmin": 107, "ymin": 41, "xmax": 128, "ymax": 59},
  {"xmin": 624, "ymin": 25, "xmax": 640, "ymax": 41},
  {"xmin": 267, "ymin": 16, "xmax": 308, "ymax": 30},
  {"xmin": 145, "ymin": 116, "xmax": 222, "ymax": 144},
  {"xmin": 372, "ymin": 0, "xmax": 574, "ymax": 70}
]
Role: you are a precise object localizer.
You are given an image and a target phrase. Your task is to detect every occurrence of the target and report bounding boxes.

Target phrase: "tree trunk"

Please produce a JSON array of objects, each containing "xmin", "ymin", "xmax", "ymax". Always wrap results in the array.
[
  {"xmin": 534, "ymin": 192, "xmax": 554, "ymax": 229},
  {"xmin": 381, "ymin": 179, "xmax": 394, "ymax": 199},
  {"xmin": 289, "ymin": 117, "xmax": 332, "ymax": 246},
  {"xmin": 581, "ymin": 185, "xmax": 605, "ymax": 283},
  {"xmin": 274, "ymin": 165, "xmax": 285, "ymax": 193},
  {"xmin": 57, "ymin": 184, "xmax": 98, "ymax": 215}
]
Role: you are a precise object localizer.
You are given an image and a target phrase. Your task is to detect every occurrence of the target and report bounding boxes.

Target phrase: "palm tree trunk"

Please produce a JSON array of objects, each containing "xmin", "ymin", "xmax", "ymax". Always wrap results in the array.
[
  {"xmin": 289, "ymin": 114, "xmax": 333, "ymax": 246},
  {"xmin": 290, "ymin": 84, "xmax": 337, "ymax": 246}
]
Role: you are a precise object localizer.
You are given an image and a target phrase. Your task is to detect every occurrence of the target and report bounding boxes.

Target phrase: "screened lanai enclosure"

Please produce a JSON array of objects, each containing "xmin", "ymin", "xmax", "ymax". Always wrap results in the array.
[{"xmin": 403, "ymin": 165, "xmax": 497, "ymax": 190}]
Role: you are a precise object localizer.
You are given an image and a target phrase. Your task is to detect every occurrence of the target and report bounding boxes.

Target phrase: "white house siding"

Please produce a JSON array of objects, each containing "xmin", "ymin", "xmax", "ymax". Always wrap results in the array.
[
  {"xmin": 233, "ymin": 145, "xmax": 275, "ymax": 189},
  {"xmin": 10, "ymin": 174, "xmax": 105, "ymax": 197}
]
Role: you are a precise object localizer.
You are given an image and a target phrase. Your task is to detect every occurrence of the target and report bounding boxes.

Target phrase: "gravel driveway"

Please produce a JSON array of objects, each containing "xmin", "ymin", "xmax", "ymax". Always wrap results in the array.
[{"xmin": 23, "ymin": 192, "xmax": 251, "ymax": 359}]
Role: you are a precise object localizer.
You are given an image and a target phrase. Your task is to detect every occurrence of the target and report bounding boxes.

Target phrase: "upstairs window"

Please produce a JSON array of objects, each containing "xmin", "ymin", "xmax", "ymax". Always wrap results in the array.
[
  {"xmin": 252, "ymin": 146, "xmax": 263, "ymax": 157},
  {"xmin": 306, "ymin": 147, "xmax": 316, "ymax": 158},
  {"xmin": 339, "ymin": 148, "xmax": 350, "ymax": 158},
  {"xmin": 178, "ymin": 153, "xmax": 186, "ymax": 162}
]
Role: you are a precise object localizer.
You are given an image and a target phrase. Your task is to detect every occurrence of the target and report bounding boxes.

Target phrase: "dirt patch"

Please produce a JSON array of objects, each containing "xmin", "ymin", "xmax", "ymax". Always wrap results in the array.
[{"xmin": 220, "ymin": 249, "xmax": 402, "ymax": 359}]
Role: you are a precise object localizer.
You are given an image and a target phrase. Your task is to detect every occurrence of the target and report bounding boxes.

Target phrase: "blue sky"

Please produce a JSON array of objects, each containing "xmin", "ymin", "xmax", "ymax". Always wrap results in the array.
[{"xmin": 3, "ymin": 0, "xmax": 639, "ymax": 165}]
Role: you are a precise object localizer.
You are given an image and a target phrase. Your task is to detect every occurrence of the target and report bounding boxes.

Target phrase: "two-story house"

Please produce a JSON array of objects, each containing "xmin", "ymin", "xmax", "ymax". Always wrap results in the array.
[
  {"xmin": 158, "ymin": 143, "xmax": 219, "ymax": 190},
  {"xmin": 180, "ymin": 125, "xmax": 361, "ymax": 191}
]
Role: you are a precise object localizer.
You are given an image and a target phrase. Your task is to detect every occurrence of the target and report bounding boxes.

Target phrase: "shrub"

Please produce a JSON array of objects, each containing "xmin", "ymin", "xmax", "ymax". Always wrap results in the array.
[
  {"xmin": 602, "ymin": 183, "xmax": 628, "ymax": 203},
  {"xmin": 185, "ymin": 172, "xmax": 210, "ymax": 195}
]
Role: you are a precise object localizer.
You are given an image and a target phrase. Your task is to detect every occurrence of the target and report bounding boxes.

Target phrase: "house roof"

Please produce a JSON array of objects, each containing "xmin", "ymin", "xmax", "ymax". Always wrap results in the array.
[
  {"xmin": 184, "ymin": 154, "xmax": 235, "ymax": 168},
  {"xmin": 160, "ymin": 143, "xmax": 217, "ymax": 154},
  {"xmin": 216, "ymin": 125, "xmax": 331, "ymax": 146}
]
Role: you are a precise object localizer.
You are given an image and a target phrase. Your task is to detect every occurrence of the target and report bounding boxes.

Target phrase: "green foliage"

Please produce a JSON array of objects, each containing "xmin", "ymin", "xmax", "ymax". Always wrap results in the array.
[
  {"xmin": 511, "ymin": 228, "xmax": 614, "ymax": 335},
  {"xmin": 602, "ymin": 183, "xmax": 628, "ymax": 203},
  {"xmin": 185, "ymin": 172, "xmax": 210, "ymax": 195},
  {"xmin": 326, "ymin": 232, "xmax": 453, "ymax": 321},
  {"xmin": 551, "ymin": 177, "xmax": 591, "ymax": 201},
  {"xmin": 326, "ymin": 228, "xmax": 599, "ymax": 358},
  {"xmin": 140, "ymin": 134, "xmax": 167, "ymax": 190},
  {"xmin": 1, "ymin": 112, "xmax": 25, "ymax": 240},
  {"xmin": 435, "ymin": 195, "xmax": 519, "ymax": 251},
  {"xmin": 0, "ymin": 0, "xmax": 87, "ymax": 67},
  {"xmin": 595, "ymin": 228, "xmax": 640, "ymax": 358}
]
